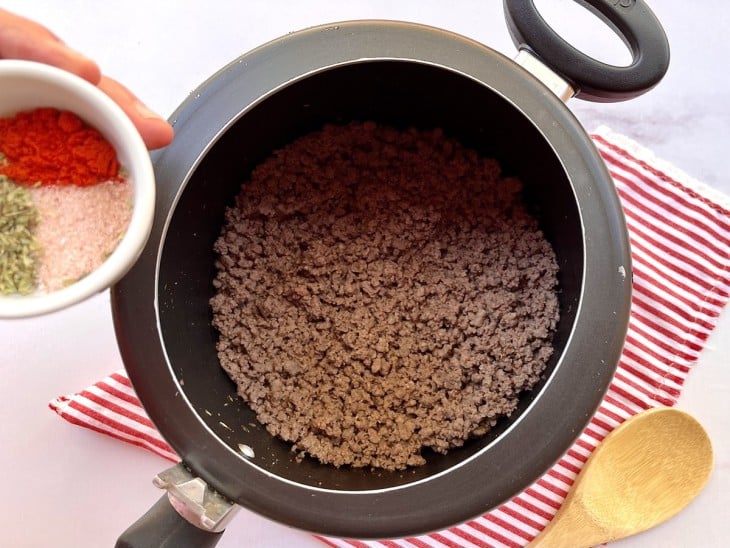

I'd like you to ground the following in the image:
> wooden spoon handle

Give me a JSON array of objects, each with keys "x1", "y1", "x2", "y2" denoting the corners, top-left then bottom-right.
[{"x1": 528, "y1": 497, "x2": 610, "y2": 548}]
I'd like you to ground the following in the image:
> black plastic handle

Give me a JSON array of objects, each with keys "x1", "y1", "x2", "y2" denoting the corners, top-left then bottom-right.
[
  {"x1": 116, "y1": 495, "x2": 224, "y2": 548},
  {"x1": 504, "y1": 0, "x2": 670, "y2": 102}
]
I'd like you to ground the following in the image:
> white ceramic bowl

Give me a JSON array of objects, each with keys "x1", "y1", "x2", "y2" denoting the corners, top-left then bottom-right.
[{"x1": 0, "y1": 60, "x2": 155, "y2": 318}]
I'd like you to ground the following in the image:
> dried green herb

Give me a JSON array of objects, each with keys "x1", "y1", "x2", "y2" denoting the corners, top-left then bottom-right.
[{"x1": 0, "y1": 175, "x2": 40, "y2": 295}]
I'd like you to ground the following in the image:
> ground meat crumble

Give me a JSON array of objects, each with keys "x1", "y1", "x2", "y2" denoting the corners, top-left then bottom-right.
[{"x1": 210, "y1": 121, "x2": 559, "y2": 471}]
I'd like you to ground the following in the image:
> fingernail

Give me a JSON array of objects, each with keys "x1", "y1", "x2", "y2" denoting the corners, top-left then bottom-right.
[{"x1": 134, "y1": 101, "x2": 163, "y2": 120}]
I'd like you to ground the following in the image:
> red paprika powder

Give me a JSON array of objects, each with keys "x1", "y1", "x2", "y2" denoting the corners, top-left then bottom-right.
[{"x1": 0, "y1": 107, "x2": 120, "y2": 187}]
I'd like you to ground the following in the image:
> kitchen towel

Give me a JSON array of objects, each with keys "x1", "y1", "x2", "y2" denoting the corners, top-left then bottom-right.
[{"x1": 50, "y1": 127, "x2": 730, "y2": 548}]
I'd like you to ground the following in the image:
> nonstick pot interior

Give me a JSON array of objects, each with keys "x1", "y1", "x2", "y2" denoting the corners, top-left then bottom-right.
[
  {"x1": 113, "y1": 21, "x2": 631, "y2": 538},
  {"x1": 157, "y1": 59, "x2": 582, "y2": 490}
]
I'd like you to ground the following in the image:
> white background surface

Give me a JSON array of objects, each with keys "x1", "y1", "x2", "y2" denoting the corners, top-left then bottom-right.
[{"x1": 1, "y1": 1, "x2": 728, "y2": 547}]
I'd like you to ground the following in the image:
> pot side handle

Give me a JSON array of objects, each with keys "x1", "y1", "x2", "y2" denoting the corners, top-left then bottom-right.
[
  {"x1": 503, "y1": 0, "x2": 670, "y2": 102},
  {"x1": 116, "y1": 495, "x2": 224, "y2": 548}
]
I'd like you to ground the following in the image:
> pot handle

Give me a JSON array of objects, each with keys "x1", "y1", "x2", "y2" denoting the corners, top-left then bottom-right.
[
  {"x1": 116, "y1": 495, "x2": 224, "y2": 548},
  {"x1": 503, "y1": 0, "x2": 670, "y2": 102}
]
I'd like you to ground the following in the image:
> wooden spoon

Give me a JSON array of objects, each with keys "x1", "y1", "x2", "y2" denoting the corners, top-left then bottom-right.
[{"x1": 529, "y1": 407, "x2": 713, "y2": 548}]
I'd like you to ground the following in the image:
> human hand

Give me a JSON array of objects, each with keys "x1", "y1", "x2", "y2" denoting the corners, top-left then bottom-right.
[{"x1": 0, "y1": 8, "x2": 174, "y2": 150}]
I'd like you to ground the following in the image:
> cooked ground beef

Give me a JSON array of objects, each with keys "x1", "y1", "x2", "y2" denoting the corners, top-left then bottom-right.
[{"x1": 210, "y1": 121, "x2": 559, "y2": 471}]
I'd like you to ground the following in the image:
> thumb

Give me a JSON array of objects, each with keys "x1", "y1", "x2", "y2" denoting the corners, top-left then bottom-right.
[{"x1": 0, "y1": 9, "x2": 101, "y2": 84}]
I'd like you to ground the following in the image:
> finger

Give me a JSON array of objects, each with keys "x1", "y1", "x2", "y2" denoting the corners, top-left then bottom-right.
[
  {"x1": 98, "y1": 76, "x2": 174, "y2": 150},
  {"x1": 0, "y1": 9, "x2": 101, "y2": 83}
]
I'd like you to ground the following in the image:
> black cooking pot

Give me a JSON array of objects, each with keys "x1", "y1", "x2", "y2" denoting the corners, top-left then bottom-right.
[{"x1": 113, "y1": 1, "x2": 669, "y2": 546}]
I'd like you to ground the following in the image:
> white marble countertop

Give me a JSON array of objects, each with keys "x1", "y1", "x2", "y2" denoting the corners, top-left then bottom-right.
[{"x1": 1, "y1": 2, "x2": 728, "y2": 547}]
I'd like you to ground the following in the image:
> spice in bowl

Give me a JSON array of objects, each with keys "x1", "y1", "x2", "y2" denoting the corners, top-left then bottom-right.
[
  {"x1": 0, "y1": 107, "x2": 132, "y2": 295},
  {"x1": 0, "y1": 177, "x2": 39, "y2": 294}
]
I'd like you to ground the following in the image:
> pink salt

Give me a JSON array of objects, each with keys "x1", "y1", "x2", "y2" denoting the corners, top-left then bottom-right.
[{"x1": 30, "y1": 180, "x2": 133, "y2": 292}]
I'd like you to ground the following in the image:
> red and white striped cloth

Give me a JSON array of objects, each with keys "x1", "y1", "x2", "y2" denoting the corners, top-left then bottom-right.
[{"x1": 50, "y1": 127, "x2": 730, "y2": 548}]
